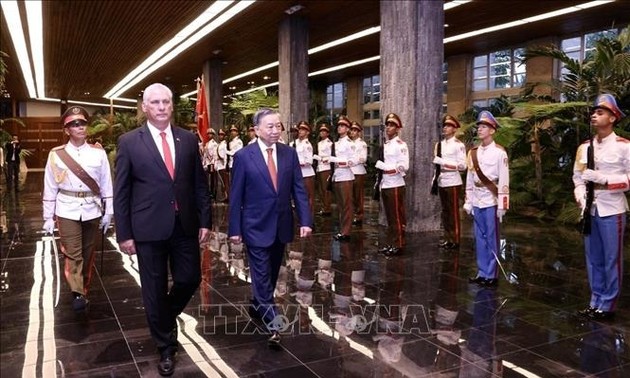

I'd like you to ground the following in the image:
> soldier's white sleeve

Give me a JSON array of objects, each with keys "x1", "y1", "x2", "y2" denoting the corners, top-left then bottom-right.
[
  {"x1": 396, "y1": 143, "x2": 409, "y2": 172},
  {"x1": 456, "y1": 143, "x2": 467, "y2": 171},
  {"x1": 497, "y1": 149, "x2": 509, "y2": 211},
  {"x1": 572, "y1": 144, "x2": 587, "y2": 199},
  {"x1": 357, "y1": 141, "x2": 367, "y2": 164},
  {"x1": 603, "y1": 142, "x2": 630, "y2": 193},
  {"x1": 99, "y1": 150, "x2": 114, "y2": 215},
  {"x1": 42, "y1": 152, "x2": 58, "y2": 220},
  {"x1": 464, "y1": 151, "x2": 474, "y2": 206}
]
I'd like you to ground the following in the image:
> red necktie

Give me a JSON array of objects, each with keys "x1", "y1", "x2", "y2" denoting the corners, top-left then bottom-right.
[
  {"x1": 160, "y1": 132, "x2": 175, "y2": 179},
  {"x1": 267, "y1": 148, "x2": 277, "y2": 191}
]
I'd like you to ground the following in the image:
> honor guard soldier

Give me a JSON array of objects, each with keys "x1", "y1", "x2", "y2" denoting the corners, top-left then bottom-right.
[
  {"x1": 331, "y1": 116, "x2": 356, "y2": 241},
  {"x1": 226, "y1": 124, "x2": 243, "y2": 170},
  {"x1": 433, "y1": 115, "x2": 467, "y2": 249},
  {"x1": 216, "y1": 129, "x2": 229, "y2": 202},
  {"x1": 375, "y1": 113, "x2": 409, "y2": 255},
  {"x1": 42, "y1": 105, "x2": 114, "y2": 311},
  {"x1": 204, "y1": 129, "x2": 219, "y2": 199},
  {"x1": 289, "y1": 124, "x2": 299, "y2": 148},
  {"x1": 464, "y1": 111, "x2": 509, "y2": 288},
  {"x1": 314, "y1": 123, "x2": 334, "y2": 216},
  {"x1": 295, "y1": 121, "x2": 316, "y2": 215},
  {"x1": 247, "y1": 125, "x2": 257, "y2": 145},
  {"x1": 349, "y1": 121, "x2": 368, "y2": 225},
  {"x1": 574, "y1": 94, "x2": 629, "y2": 321}
]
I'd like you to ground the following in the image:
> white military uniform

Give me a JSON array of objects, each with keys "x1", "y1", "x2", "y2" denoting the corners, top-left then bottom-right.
[
  {"x1": 203, "y1": 139, "x2": 218, "y2": 169},
  {"x1": 464, "y1": 141, "x2": 510, "y2": 210},
  {"x1": 43, "y1": 143, "x2": 114, "y2": 221},
  {"x1": 331, "y1": 135, "x2": 356, "y2": 182},
  {"x1": 379, "y1": 136, "x2": 409, "y2": 189},
  {"x1": 573, "y1": 132, "x2": 630, "y2": 216},
  {"x1": 350, "y1": 137, "x2": 368, "y2": 176},
  {"x1": 437, "y1": 137, "x2": 467, "y2": 188},
  {"x1": 296, "y1": 138, "x2": 315, "y2": 178},
  {"x1": 226, "y1": 137, "x2": 243, "y2": 169},
  {"x1": 316, "y1": 138, "x2": 333, "y2": 173},
  {"x1": 216, "y1": 140, "x2": 228, "y2": 171}
]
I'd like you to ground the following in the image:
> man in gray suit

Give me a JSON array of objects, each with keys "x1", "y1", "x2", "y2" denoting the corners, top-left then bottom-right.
[{"x1": 114, "y1": 83, "x2": 211, "y2": 376}]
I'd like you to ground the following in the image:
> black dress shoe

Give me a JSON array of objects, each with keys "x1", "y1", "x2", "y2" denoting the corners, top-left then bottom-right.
[
  {"x1": 383, "y1": 247, "x2": 402, "y2": 257},
  {"x1": 158, "y1": 351, "x2": 176, "y2": 376},
  {"x1": 317, "y1": 211, "x2": 332, "y2": 217},
  {"x1": 443, "y1": 242, "x2": 459, "y2": 250},
  {"x1": 378, "y1": 245, "x2": 392, "y2": 254},
  {"x1": 481, "y1": 278, "x2": 498, "y2": 287},
  {"x1": 589, "y1": 310, "x2": 615, "y2": 321},
  {"x1": 468, "y1": 276, "x2": 485, "y2": 284},
  {"x1": 578, "y1": 306, "x2": 596, "y2": 317},
  {"x1": 352, "y1": 219, "x2": 363, "y2": 226},
  {"x1": 248, "y1": 305, "x2": 261, "y2": 319},
  {"x1": 268, "y1": 331, "x2": 281, "y2": 349},
  {"x1": 333, "y1": 233, "x2": 350, "y2": 242},
  {"x1": 72, "y1": 295, "x2": 89, "y2": 312}
]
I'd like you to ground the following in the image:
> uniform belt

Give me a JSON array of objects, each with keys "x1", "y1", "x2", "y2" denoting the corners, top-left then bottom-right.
[
  {"x1": 336, "y1": 162, "x2": 348, "y2": 167},
  {"x1": 474, "y1": 180, "x2": 497, "y2": 187},
  {"x1": 59, "y1": 189, "x2": 94, "y2": 198},
  {"x1": 594, "y1": 184, "x2": 608, "y2": 190},
  {"x1": 383, "y1": 169, "x2": 397, "y2": 174}
]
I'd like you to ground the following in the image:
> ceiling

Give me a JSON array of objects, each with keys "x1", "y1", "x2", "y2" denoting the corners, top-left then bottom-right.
[{"x1": 1, "y1": 0, "x2": 629, "y2": 108}]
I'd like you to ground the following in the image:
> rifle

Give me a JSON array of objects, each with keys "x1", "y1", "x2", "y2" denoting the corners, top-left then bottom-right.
[
  {"x1": 372, "y1": 124, "x2": 385, "y2": 201},
  {"x1": 430, "y1": 140, "x2": 441, "y2": 196},
  {"x1": 581, "y1": 124, "x2": 595, "y2": 235},
  {"x1": 326, "y1": 141, "x2": 335, "y2": 192}
]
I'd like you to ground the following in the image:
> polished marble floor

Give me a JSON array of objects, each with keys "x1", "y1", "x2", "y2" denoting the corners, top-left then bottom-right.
[{"x1": 1, "y1": 171, "x2": 629, "y2": 377}]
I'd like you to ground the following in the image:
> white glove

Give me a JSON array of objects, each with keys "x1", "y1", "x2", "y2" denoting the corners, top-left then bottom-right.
[
  {"x1": 100, "y1": 214, "x2": 112, "y2": 234},
  {"x1": 375, "y1": 160, "x2": 386, "y2": 170},
  {"x1": 497, "y1": 209, "x2": 506, "y2": 223},
  {"x1": 313, "y1": 154, "x2": 321, "y2": 161},
  {"x1": 463, "y1": 203, "x2": 473, "y2": 216},
  {"x1": 433, "y1": 156, "x2": 444, "y2": 165},
  {"x1": 43, "y1": 219, "x2": 55, "y2": 234},
  {"x1": 347, "y1": 160, "x2": 355, "y2": 167},
  {"x1": 582, "y1": 169, "x2": 607, "y2": 185},
  {"x1": 574, "y1": 186, "x2": 586, "y2": 210}
]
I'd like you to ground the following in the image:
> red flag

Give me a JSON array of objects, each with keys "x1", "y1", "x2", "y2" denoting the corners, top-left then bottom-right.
[{"x1": 196, "y1": 76, "x2": 209, "y2": 144}]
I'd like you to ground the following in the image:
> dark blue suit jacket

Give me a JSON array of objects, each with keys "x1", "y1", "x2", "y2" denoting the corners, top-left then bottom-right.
[
  {"x1": 114, "y1": 124, "x2": 211, "y2": 242},
  {"x1": 228, "y1": 142, "x2": 312, "y2": 247}
]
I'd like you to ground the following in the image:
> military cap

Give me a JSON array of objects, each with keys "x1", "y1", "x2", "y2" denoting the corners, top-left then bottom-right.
[
  {"x1": 337, "y1": 115, "x2": 351, "y2": 127},
  {"x1": 475, "y1": 110, "x2": 499, "y2": 129},
  {"x1": 297, "y1": 121, "x2": 311, "y2": 132},
  {"x1": 61, "y1": 105, "x2": 89, "y2": 127},
  {"x1": 593, "y1": 93, "x2": 625, "y2": 120},
  {"x1": 319, "y1": 123, "x2": 330, "y2": 132},
  {"x1": 248, "y1": 126, "x2": 255, "y2": 132},
  {"x1": 229, "y1": 124, "x2": 239, "y2": 132},
  {"x1": 385, "y1": 113, "x2": 402, "y2": 128},
  {"x1": 218, "y1": 129, "x2": 226, "y2": 135},
  {"x1": 442, "y1": 114, "x2": 461, "y2": 128},
  {"x1": 207, "y1": 128, "x2": 216, "y2": 134},
  {"x1": 350, "y1": 121, "x2": 362, "y2": 131}
]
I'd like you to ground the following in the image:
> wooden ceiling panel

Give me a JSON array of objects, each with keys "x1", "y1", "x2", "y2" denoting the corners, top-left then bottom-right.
[{"x1": 1, "y1": 0, "x2": 628, "y2": 107}]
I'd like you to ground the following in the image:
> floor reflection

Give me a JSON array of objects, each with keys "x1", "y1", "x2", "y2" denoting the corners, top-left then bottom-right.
[{"x1": 0, "y1": 172, "x2": 628, "y2": 377}]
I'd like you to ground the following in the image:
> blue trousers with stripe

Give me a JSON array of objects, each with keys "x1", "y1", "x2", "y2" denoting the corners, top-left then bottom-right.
[
  {"x1": 585, "y1": 209, "x2": 626, "y2": 312},
  {"x1": 472, "y1": 206, "x2": 500, "y2": 280}
]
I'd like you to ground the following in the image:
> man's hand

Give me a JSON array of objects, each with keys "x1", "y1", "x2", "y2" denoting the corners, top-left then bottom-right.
[
  {"x1": 100, "y1": 214, "x2": 112, "y2": 234},
  {"x1": 582, "y1": 169, "x2": 607, "y2": 185},
  {"x1": 497, "y1": 209, "x2": 506, "y2": 223},
  {"x1": 299, "y1": 226, "x2": 312, "y2": 238},
  {"x1": 43, "y1": 219, "x2": 55, "y2": 234},
  {"x1": 119, "y1": 239, "x2": 136, "y2": 255},
  {"x1": 463, "y1": 203, "x2": 473, "y2": 216}
]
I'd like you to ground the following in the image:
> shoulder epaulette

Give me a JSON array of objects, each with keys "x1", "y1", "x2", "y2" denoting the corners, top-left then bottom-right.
[
  {"x1": 454, "y1": 138, "x2": 464, "y2": 144},
  {"x1": 495, "y1": 143, "x2": 506, "y2": 151},
  {"x1": 580, "y1": 139, "x2": 590, "y2": 145},
  {"x1": 89, "y1": 143, "x2": 104, "y2": 149},
  {"x1": 616, "y1": 137, "x2": 630, "y2": 143},
  {"x1": 396, "y1": 139, "x2": 404, "y2": 144},
  {"x1": 51, "y1": 145, "x2": 65, "y2": 151}
]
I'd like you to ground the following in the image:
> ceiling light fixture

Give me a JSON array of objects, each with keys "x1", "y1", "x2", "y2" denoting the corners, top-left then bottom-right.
[
  {"x1": 443, "y1": 0, "x2": 473, "y2": 11},
  {"x1": 105, "y1": 0, "x2": 254, "y2": 99},
  {"x1": 25, "y1": 1, "x2": 44, "y2": 98},
  {"x1": 444, "y1": 0, "x2": 613, "y2": 43},
  {"x1": 1, "y1": 0, "x2": 37, "y2": 98}
]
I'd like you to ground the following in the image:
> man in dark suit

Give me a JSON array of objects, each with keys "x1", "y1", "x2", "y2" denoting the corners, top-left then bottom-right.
[
  {"x1": 4, "y1": 134, "x2": 21, "y2": 189},
  {"x1": 114, "y1": 83, "x2": 211, "y2": 376},
  {"x1": 228, "y1": 108, "x2": 313, "y2": 347}
]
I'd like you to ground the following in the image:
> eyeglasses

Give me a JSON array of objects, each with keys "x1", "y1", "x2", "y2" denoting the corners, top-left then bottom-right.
[{"x1": 66, "y1": 120, "x2": 88, "y2": 128}]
